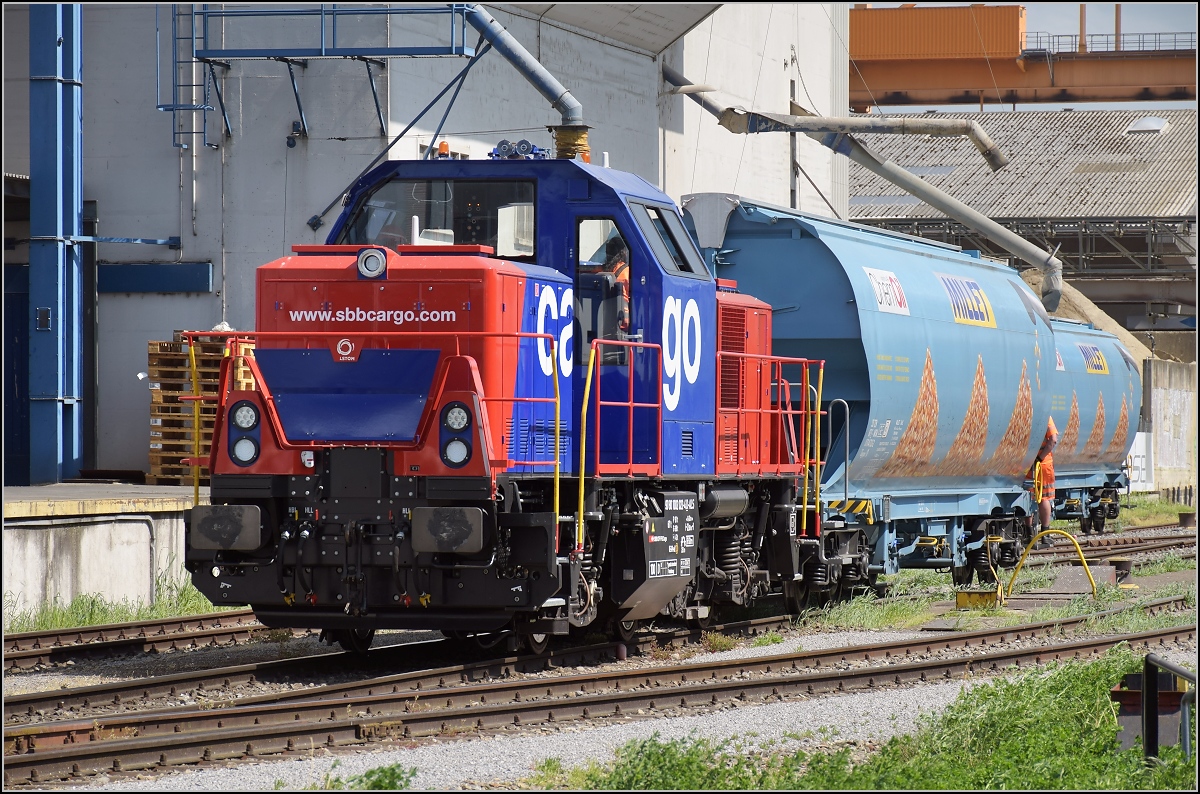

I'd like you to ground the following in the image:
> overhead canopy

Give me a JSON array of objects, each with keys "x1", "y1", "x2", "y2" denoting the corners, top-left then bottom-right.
[{"x1": 503, "y1": 4, "x2": 721, "y2": 56}]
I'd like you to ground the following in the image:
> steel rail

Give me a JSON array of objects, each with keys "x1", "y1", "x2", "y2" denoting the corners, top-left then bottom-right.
[
  {"x1": 4, "y1": 609, "x2": 255, "y2": 653},
  {"x1": 5, "y1": 621, "x2": 1194, "y2": 785},
  {"x1": 3, "y1": 616, "x2": 788, "y2": 723}
]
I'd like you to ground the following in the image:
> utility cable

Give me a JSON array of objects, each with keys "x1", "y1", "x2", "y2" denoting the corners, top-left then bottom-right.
[
  {"x1": 733, "y1": 4, "x2": 774, "y2": 196},
  {"x1": 306, "y1": 34, "x2": 492, "y2": 231},
  {"x1": 970, "y1": 6, "x2": 1006, "y2": 108},
  {"x1": 793, "y1": 158, "x2": 842, "y2": 220},
  {"x1": 687, "y1": 16, "x2": 717, "y2": 195},
  {"x1": 822, "y1": 3, "x2": 879, "y2": 114}
]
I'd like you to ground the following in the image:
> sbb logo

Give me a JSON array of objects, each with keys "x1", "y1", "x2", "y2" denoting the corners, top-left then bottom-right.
[
  {"x1": 663, "y1": 296, "x2": 701, "y2": 412},
  {"x1": 536, "y1": 285, "x2": 574, "y2": 377}
]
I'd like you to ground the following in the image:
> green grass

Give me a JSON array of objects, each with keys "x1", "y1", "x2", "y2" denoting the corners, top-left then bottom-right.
[
  {"x1": 2, "y1": 566, "x2": 229, "y2": 634},
  {"x1": 1107, "y1": 493, "x2": 1192, "y2": 531},
  {"x1": 700, "y1": 631, "x2": 737, "y2": 653},
  {"x1": 522, "y1": 646, "x2": 1197, "y2": 790},
  {"x1": 277, "y1": 760, "x2": 417, "y2": 790},
  {"x1": 751, "y1": 631, "x2": 785, "y2": 648},
  {"x1": 1134, "y1": 553, "x2": 1196, "y2": 578}
]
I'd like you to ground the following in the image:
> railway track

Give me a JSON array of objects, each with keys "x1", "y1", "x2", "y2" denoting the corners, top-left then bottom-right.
[
  {"x1": 1, "y1": 610, "x2": 294, "y2": 671},
  {"x1": 3, "y1": 596, "x2": 1192, "y2": 786},
  {"x1": 3, "y1": 616, "x2": 789, "y2": 723},
  {"x1": 1031, "y1": 532, "x2": 1196, "y2": 562}
]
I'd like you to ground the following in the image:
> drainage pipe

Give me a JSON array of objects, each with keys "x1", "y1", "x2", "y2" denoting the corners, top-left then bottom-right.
[{"x1": 662, "y1": 64, "x2": 1064, "y2": 312}]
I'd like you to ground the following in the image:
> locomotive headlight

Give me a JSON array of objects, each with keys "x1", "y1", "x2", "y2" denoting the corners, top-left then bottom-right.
[
  {"x1": 231, "y1": 437, "x2": 259, "y2": 465},
  {"x1": 443, "y1": 402, "x2": 471, "y2": 432},
  {"x1": 231, "y1": 401, "x2": 259, "y2": 430},
  {"x1": 442, "y1": 438, "x2": 470, "y2": 467},
  {"x1": 357, "y1": 247, "x2": 387, "y2": 278}
]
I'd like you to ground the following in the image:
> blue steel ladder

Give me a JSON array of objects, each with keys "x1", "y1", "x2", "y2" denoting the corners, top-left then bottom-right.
[{"x1": 156, "y1": 5, "x2": 230, "y2": 149}]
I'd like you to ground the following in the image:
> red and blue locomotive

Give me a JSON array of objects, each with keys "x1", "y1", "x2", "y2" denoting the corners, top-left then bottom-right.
[{"x1": 186, "y1": 148, "x2": 826, "y2": 652}]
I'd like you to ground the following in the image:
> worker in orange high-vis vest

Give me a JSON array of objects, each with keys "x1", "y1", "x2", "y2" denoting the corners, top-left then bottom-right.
[
  {"x1": 604, "y1": 236, "x2": 631, "y2": 331},
  {"x1": 1027, "y1": 415, "x2": 1058, "y2": 545}
]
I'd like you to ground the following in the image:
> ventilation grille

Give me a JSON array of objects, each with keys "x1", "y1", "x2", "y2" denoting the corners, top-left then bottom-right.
[
  {"x1": 718, "y1": 305, "x2": 748, "y2": 411},
  {"x1": 507, "y1": 417, "x2": 569, "y2": 462},
  {"x1": 681, "y1": 430, "x2": 694, "y2": 458}
]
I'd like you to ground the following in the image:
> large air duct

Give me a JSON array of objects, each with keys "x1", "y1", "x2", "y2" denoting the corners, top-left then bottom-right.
[
  {"x1": 464, "y1": 4, "x2": 589, "y2": 159},
  {"x1": 662, "y1": 64, "x2": 1063, "y2": 312}
]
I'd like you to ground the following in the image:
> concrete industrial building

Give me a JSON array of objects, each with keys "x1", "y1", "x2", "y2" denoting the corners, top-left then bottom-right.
[{"x1": 3, "y1": 2, "x2": 848, "y2": 484}]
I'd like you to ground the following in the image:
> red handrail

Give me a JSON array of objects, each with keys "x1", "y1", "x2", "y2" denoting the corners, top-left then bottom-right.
[{"x1": 589, "y1": 338, "x2": 663, "y2": 477}]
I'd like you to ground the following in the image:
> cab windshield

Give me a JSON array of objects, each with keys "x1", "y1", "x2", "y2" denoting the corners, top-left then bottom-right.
[{"x1": 337, "y1": 179, "x2": 536, "y2": 259}]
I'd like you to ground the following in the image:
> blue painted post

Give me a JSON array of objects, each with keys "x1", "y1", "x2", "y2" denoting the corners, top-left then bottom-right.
[{"x1": 28, "y1": 4, "x2": 83, "y2": 483}]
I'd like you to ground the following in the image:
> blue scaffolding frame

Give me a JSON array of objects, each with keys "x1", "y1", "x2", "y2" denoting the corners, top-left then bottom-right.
[{"x1": 156, "y1": 4, "x2": 479, "y2": 148}]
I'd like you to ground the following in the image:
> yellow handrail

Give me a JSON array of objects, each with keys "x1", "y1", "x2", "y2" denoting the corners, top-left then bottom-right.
[
  {"x1": 576, "y1": 347, "x2": 598, "y2": 554},
  {"x1": 1006, "y1": 529, "x2": 1097, "y2": 599}
]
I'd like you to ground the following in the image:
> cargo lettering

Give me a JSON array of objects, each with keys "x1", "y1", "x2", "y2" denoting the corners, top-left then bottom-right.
[
  {"x1": 936, "y1": 274, "x2": 997, "y2": 328},
  {"x1": 1076, "y1": 343, "x2": 1109, "y2": 374},
  {"x1": 862, "y1": 267, "x2": 910, "y2": 315},
  {"x1": 663, "y1": 296, "x2": 702, "y2": 412},
  {"x1": 536, "y1": 284, "x2": 574, "y2": 377}
]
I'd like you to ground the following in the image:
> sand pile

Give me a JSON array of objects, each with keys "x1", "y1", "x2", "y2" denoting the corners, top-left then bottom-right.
[{"x1": 1020, "y1": 269, "x2": 1155, "y2": 375}]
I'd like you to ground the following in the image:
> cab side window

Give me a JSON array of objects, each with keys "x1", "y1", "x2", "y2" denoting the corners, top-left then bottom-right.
[
  {"x1": 629, "y1": 202, "x2": 711, "y2": 279},
  {"x1": 576, "y1": 218, "x2": 631, "y2": 361}
]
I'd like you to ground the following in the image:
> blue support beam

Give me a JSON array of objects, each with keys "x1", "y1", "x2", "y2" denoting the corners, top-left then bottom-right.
[{"x1": 28, "y1": 4, "x2": 83, "y2": 484}]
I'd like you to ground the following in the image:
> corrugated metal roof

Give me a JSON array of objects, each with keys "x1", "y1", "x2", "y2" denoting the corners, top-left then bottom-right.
[
  {"x1": 504, "y1": 4, "x2": 720, "y2": 56},
  {"x1": 848, "y1": 109, "x2": 1197, "y2": 219}
]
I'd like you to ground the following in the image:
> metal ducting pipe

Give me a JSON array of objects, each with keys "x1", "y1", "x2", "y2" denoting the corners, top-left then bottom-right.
[
  {"x1": 717, "y1": 107, "x2": 1009, "y2": 172},
  {"x1": 464, "y1": 4, "x2": 588, "y2": 159},
  {"x1": 662, "y1": 64, "x2": 1063, "y2": 312}
]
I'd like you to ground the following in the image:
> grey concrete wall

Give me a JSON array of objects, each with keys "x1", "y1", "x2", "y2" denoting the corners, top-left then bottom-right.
[
  {"x1": 660, "y1": 3, "x2": 846, "y2": 218},
  {"x1": 1143, "y1": 359, "x2": 1198, "y2": 491},
  {"x1": 2, "y1": 512, "x2": 186, "y2": 613}
]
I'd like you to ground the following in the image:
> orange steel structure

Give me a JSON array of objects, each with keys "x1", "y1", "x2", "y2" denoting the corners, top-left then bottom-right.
[{"x1": 849, "y1": 4, "x2": 1196, "y2": 111}]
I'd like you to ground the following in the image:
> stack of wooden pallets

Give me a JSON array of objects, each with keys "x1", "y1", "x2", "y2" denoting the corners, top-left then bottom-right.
[{"x1": 146, "y1": 332, "x2": 226, "y2": 485}]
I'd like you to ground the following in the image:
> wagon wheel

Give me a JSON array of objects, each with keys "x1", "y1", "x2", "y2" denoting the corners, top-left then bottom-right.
[
  {"x1": 613, "y1": 618, "x2": 639, "y2": 643},
  {"x1": 971, "y1": 551, "x2": 998, "y2": 585},
  {"x1": 334, "y1": 628, "x2": 376, "y2": 654},
  {"x1": 1090, "y1": 514, "x2": 1106, "y2": 534},
  {"x1": 523, "y1": 632, "x2": 550, "y2": 655},
  {"x1": 952, "y1": 565, "x2": 975, "y2": 587},
  {"x1": 1079, "y1": 517, "x2": 1093, "y2": 535},
  {"x1": 812, "y1": 578, "x2": 843, "y2": 608},
  {"x1": 782, "y1": 580, "x2": 809, "y2": 615}
]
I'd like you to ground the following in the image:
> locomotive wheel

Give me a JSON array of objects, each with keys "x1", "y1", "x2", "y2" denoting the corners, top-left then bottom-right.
[
  {"x1": 523, "y1": 633, "x2": 550, "y2": 655},
  {"x1": 688, "y1": 606, "x2": 717, "y2": 630},
  {"x1": 613, "y1": 619, "x2": 639, "y2": 643},
  {"x1": 334, "y1": 628, "x2": 375, "y2": 654},
  {"x1": 782, "y1": 580, "x2": 809, "y2": 615}
]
